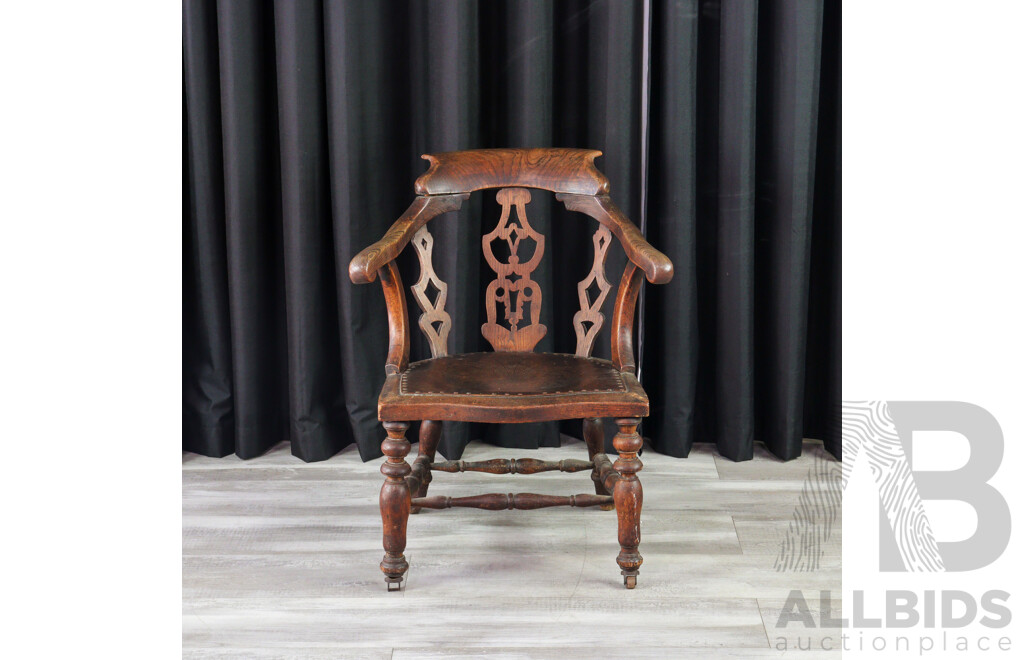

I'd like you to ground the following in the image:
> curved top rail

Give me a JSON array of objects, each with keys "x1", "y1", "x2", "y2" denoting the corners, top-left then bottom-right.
[{"x1": 414, "y1": 148, "x2": 610, "y2": 196}]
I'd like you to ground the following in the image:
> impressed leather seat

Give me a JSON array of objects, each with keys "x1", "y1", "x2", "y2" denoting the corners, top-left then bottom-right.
[{"x1": 379, "y1": 352, "x2": 649, "y2": 423}]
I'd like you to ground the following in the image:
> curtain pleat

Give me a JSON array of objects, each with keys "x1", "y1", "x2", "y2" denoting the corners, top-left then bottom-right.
[
  {"x1": 712, "y1": 0, "x2": 759, "y2": 461},
  {"x1": 183, "y1": 0, "x2": 233, "y2": 457},
  {"x1": 643, "y1": 0, "x2": 699, "y2": 457},
  {"x1": 183, "y1": 0, "x2": 841, "y2": 463},
  {"x1": 216, "y1": 0, "x2": 287, "y2": 459},
  {"x1": 753, "y1": 0, "x2": 825, "y2": 460}
]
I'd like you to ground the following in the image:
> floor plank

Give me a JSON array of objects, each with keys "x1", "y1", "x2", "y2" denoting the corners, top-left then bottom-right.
[{"x1": 183, "y1": 438, "x2": 841, "y2": 656}]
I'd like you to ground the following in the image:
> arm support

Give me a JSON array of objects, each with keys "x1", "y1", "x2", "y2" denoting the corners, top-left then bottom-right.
[
  {"x1": 610, "y1": 264, "x2": 644, "y2": 373},
  {"x1": 378, "y1": 261, "x2": 409, "y2": 375},
  {"x1": 556, "y1": 193, "x2": 674, "y2": 285},
  {"x1": 348, "y1": 193, "x2": 469, "y2": 284}
]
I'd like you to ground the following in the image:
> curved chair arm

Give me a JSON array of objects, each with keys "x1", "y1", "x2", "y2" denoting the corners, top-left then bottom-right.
[
  {"x1": 610, "y1": 264, "x2": 644, "y2": 373},
  {"x1": 348, "y1": 193, "x2": 469, "y2": 284},
  {"x1": 378, "y1": 262, "x2": 410, "y2": 375},
  {"x1": 556, "y1": 193, "x2": 673, "y2": 285}
]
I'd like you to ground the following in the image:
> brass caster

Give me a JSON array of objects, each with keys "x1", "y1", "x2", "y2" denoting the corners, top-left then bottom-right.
[
  {"x1": 599, "y1": 503, "x2": 615, "y2": 511},
  {"x1": 385, "y1": 577, "x2": 403, "y2": 592},
  {"x1": 623, "y1": 574, "x2": 637, "y2": 589}
]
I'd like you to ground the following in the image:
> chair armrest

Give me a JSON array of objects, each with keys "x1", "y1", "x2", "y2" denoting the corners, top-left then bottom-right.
[
  {"x1": 348, "y1": 193, "x2": 469, "y2": 284},
  {"x1": 556, "y1": 193, "x2": 674, "y2": 285},
  {"x1": 610, "y1": 264, "x2": 644, "y2": 373}
]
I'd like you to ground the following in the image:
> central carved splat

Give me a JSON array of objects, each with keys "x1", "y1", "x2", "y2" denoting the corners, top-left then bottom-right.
[{"x1": 481, "y1": 188, "x2": 546, "y2": 352}]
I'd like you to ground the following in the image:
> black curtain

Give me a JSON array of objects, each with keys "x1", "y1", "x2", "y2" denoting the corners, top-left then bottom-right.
[{"x1": 184, "y1": 0, "x2": 841, "y2": 463}]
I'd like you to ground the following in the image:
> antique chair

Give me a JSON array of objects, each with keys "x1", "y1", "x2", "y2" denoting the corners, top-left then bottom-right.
[{"x1": 348, "y1": 148, "x2": 673, "y2": 590}]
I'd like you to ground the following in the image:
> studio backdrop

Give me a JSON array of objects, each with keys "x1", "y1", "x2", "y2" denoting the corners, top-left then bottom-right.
[{"x1": 183, "y1": 0, "x2": 841, "y2": 463}]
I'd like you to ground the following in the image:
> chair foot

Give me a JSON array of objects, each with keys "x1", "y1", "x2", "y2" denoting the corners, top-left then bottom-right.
[
  {"x1": 385, "y1": 576, "x2": 403, "y2": 592},
  {"x1": 410, "y1": 506, "x2": 422, "y2": 514},
  {"x1": 599, "y1": 502, "x2": 615, "y2": 511},
  {"x1": 623, "y1": 572, "x2": 638, "y2": 589}
]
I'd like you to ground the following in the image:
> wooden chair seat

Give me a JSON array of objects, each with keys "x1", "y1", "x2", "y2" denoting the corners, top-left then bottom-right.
[{"x1": 379, "y1": 352, "x2": 649, "y2": 423}]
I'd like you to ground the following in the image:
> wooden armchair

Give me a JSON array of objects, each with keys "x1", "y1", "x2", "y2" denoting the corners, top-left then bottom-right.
[{"x1": 349, "y1": 148, "x2": 673, "y2": 590}]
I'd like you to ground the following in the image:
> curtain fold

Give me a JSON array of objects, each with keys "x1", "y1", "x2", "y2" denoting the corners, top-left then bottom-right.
[{"x1": 183, "y1": 0, "x2": 841, "y2": 463}]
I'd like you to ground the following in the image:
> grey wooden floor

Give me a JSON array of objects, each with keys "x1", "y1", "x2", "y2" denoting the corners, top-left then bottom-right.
[{"x1": 184, "y1": 437, "x2": 841, "y2": 659}]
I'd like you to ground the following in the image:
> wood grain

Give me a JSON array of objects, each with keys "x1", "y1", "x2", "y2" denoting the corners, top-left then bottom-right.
[
  {"x1": 411, "y1": 492, "x2": 614, "y2": 510},
  {"x1": 410, "y1": 225, "x2": 451, "y2": 358},
  {"x1": 612, "y1": 418, "x2": 644, "y2": 588},
  {"x1": 574, "y1": 226, "x2": 613, "y2": 357},
  {"x1": 415, "y1": 148, "x2": 610, "y2": 196},
  {"x1": 348, "y1": 193, "x2": 469, "y2": 284},
  {"x1": 610, "y1": 263, "x2": 643, "y2": 374},
  {"x1": 481, "y1": 188, "x2": 547, "y2": 352},
  {"x1": 430, "y1": 457, "x2": 593, "y2": 474},
  {"x1": 183, "y1": 438, "x2": 841, "y2": 657},
  {"x1": 378, "y1": 262, "x2": 409, "y2": 376},
  {"x1": 379, "y1": 421, "x2": 411, "y2": 588},
  {"x1": 557, "y1": 193, "x2": 673, "y2": 285}
]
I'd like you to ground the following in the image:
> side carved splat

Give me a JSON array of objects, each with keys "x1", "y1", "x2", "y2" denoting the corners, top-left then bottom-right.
[
  {"x1": 481, "y1": 188, "x2": 547, "y2": 352},
  {"x1": 574, "y1": 225, "x2": 613, "y2": 357},
  {"x1": 410, "y1": 225, "x2": 451, "y2": 358}
]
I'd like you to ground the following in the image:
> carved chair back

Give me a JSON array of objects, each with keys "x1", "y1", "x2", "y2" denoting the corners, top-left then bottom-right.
[{"x1": 348, "y1": 148, "x2": 672, "y2": 374}]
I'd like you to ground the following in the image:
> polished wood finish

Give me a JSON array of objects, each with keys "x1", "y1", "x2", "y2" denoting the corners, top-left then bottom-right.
[
  {"x1": 379, "y1": 421, "x2": 411, "y2": 590},
  {"x1": 613, "y1": 418, "x2": 644, "y2": 588},
  {"x1": 408, "y1": 419, "x2": 441, "y2": 515},
  {"x1": 378, "y1": 262, "x2": 409, "y2": 376},
  {"x1": 574, "y1": 226, "x2": 613, "y2": 357},
  {"x1": 611, "y1": 263, "x2": 644, "y2": 374},
  {"x1": 431, "y1": 458, "x2": 593, "y2": 474},
  {"x1": 415, "y1": 148, "x2": 610, "y2": 196},
  {"x1": 346, "y1": 148, "x2": 674, "y2": 590},
  {"x1": 557, "y1": 193, "x2": 673, "y2": 285},
  {"x1": 378, "y1": 352, "x2": 648, "y2": 423},
  {"x1": 412, "y1": 493, "x2": 614, "y2": 511},
  {"x1": 349, "y1": 193, "x2": 469, "y2": 284},
  {"x1": 583, "y1": 417, "x2": 615, "y2": 508},
  {"x1": 481, "y1": 188, "x2": 547, "y2": 352},
  {"x1": 410, "y1": 226, "x2": 450, "y2": 358}
]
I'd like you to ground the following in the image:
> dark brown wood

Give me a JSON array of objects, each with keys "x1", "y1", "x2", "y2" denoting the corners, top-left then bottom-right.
[
  {"x1": 412, "y1": 492, "x2": 614, "y2": 510},
  {"x1": 379, "y1": 421, "x2": 411, "y2": 590},
  {"x1": 574, "y1": 227, "x2": 613, "y2": 357},
  {"x1": 378, "y1": 352, "x2": 648, "y2": 423},
  {"x1": 481, "y1": 188, "x2": 547, "y2": 352},
  {"x1": 410, "y1": 226, "x2": 451, "y2": 357},
  {"x1": 349, "y1": 193, "x2": 469, "y2": 284},
  {"x1": 415, "y1": 148, "x2": 610, "y2": 196},
  {"x1": 408, "y1": 419, "x2": 442, "y2": 514},
  {"x1": 347, "y1": 148, "x2": 674, "y2": 589},
  {"x1": 591, "y1": 451, "x2": 621, "y2": 494},
  {"x1": 379, "y1": 262, "x2": 409, "y2": 376},
  {"x1": 557, "y1": 193, "x2": 673, "y2": 285},
  {"x1": 612, "y1": 418, "x2": 644, "y2": 588},
  {"x1": 583, "y1": 417, "x2": 615, "y2": 509},
  {"x1": 610, "y1": 263, "x2": 643, "y2": 374},
  {"x1": 431, "y1": 458, "x2": 593, "y2": 474}
]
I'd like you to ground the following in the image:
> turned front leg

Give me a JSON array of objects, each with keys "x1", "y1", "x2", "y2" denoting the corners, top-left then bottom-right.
[
  {"x1": 410, "y1": 420, "x2": 441, "y2": 514},
  {"x1": 583, "y1": 418, "x2": 614, "y2": 510},
  {"x1": 613, "y1": 418, "x2": 643, "y2": 588},
  {"x1": 380, "y1": 421, "x2": 411, "y2": 590}
]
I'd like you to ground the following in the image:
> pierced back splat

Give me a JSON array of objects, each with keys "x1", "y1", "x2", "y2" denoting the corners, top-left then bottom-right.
[
  {"x1": 411, "y1": 225, "x2": 451, "y2": 357},
  {"x1": 574, "y1": 225, "x2": 613, "y2": 356},
  {"x1": 481, "y1": 188, "x2": 547, "y2": 352}
]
